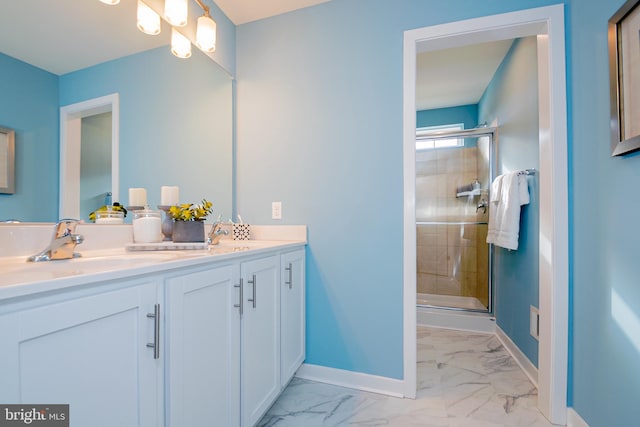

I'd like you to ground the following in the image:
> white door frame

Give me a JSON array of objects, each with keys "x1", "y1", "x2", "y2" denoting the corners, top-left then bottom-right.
[
  {"x1": 59, "y1": 93, "x2": 120, "y2": 219},
  {"x1": 402, "y1": 5, "x2": 568, "y2": 425}
]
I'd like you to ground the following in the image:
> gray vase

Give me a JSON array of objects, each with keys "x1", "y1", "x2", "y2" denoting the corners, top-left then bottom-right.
[{"x1": 172, "y1": 220, "x2": 205, "y2": 243}]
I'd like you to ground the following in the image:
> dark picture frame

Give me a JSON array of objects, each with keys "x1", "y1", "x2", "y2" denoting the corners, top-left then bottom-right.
[
  {"x1": 609, "y1": 0, "x2": 640, "y2": 156},
  {"x1": 0, "y1": 126, "x2": 15, "y2": 194}
]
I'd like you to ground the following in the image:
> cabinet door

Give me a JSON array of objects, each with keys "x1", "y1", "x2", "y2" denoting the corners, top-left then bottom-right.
[
  {"x1": 241, "y1": 255, "x2": 280, "y2": 427},
  {"x1": 166, "y1": 264, "x2": 241, "y2": 427},
  {"x1": 0, "y1": 280, "x2": 163, "y2": 427},
  {"x1": 280, "y1": 249, "x2": 306, "y2": 387}
]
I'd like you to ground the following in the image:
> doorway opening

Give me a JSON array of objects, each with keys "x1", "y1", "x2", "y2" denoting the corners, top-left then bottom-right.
[
  {"x1": 403, "y1": 5, "x2": 568, "y2": 425},
  {"x1": 59, "y1": 93, "x2": 119, "y2": 220}
]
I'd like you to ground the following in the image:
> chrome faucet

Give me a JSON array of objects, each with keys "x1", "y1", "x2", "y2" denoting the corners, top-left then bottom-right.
[
  {"x1": 27, "y1": 219, "x2": 84, "y2": 262},
  {"x1": 207, "y1": 221, "x2": 229, "y2": 245}
]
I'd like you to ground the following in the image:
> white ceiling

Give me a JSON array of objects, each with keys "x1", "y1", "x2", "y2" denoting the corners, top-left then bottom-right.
[
  {"x1": 215, "y1": 0, "x2": 332, "y2": 25},
  {"x1": 416, "y1": 40, "x2": 514, "y2": 111}
]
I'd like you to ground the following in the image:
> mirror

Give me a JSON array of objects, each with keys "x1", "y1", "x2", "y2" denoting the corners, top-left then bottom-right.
[{"x1": 0, "y1": 1, "x2": 233, "y2": 223}]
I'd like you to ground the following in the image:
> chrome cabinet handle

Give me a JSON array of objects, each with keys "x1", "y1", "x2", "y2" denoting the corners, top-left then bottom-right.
[
  {"x1": 234, "y1": 278, "x2": 244, "y2": 315},
  {"x1": 146, "y1": 304, "x2": 160, "y2": 359},
  {"x1": 247, "y1": 274, "x2": 257, "y2": 308},
  {"x1": 285, "y1": 263, "x2": 293, "y2": 289}
]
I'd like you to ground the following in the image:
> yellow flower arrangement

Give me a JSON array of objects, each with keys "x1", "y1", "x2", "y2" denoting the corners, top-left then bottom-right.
[{"x1": 168, "y1": 199, "x2": 213, "y2": 221}]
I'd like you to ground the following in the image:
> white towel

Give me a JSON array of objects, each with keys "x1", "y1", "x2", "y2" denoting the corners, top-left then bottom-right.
[
  {"x1": 486, "y1": 172, "x2": 530, "y2": 250},
  {"x1": 490, "y1": 175, "x2": 503, "y2": 202}
]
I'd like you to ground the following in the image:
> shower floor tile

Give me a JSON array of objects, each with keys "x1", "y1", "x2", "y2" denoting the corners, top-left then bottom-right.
[{"x1": 258, "y1": 327, "x2": 553, "y2": 427}]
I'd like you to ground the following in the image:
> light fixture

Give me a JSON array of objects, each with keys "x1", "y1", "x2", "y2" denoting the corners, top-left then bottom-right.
[
  {"x1": 171, "y1": 28, "x2": 192, "y2": 58},
  {"x1": 164, "y1": 0, "x2": 188, "y2": 27},
  {"x1": 137, "y1": 0, "x2": 161, "y2": 35},
  {"x1": 195, "y1": 13, "x2": 216, "y2": 52},
  {"x1": 103, "y1": 0, "x2": 215, "y2": 59}
]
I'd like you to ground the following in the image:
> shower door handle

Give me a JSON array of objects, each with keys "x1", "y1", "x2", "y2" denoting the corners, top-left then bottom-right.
[{"x1": 476, "y1": 199, "x2": 488, "y2": 214}]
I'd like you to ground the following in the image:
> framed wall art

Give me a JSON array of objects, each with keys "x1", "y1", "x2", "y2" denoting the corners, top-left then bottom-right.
[
  {"x1": 609, "y1": 0, "x2": 640, "y2": 156},
  {"x1": 0, "y1": 126, "x2": 15, "y2": 194}
]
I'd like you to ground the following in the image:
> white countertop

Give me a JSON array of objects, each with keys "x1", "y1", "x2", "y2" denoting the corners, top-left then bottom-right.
[{"x1": 0, "y1": 239, "x2": 305, "y2": 302}]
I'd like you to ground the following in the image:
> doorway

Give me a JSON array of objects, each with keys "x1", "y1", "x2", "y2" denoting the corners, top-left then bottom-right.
[
  {"x1": 402, "y1": 5, "x2": 568, "y2": 425},
  {"x1": 59, "y1": 93, "x2": 119, "y2": 220}
]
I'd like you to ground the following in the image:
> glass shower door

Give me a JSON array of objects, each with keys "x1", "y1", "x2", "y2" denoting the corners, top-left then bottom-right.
[{"x1": 415, "y1": 130, "x2": 494, "y2": 312}]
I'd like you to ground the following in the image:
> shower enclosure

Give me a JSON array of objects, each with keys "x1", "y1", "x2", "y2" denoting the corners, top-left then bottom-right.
[{"x1": 415, "y1": 127, "x2": 495, "y2": 312}]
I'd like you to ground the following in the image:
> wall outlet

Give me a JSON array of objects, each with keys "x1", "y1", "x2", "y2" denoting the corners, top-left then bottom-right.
[
  {"x1": 530, "y1": 306, "x2": 540, "y2": 340},
  {"x1": 271, "y1": 201, "x2": 282, "y2": 220}
]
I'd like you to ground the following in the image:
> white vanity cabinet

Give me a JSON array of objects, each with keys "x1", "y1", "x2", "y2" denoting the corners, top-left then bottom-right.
[
  {"x1": 280, "y1": 248, "x2": 306, "y2": 387},
  {"x1": 165, "y1": 252, "x2": 301, "y2": 427},
  {"x1": 0, "y1": 239, "x2": 306, "y2": 427},
  {"x1": 240, "y1": 255, "x2": 281, "y2": 427},
  {"x1": 165, "y1": 264, "x2": 241, "y2": 427},
  {"x1": 0, "y1": 278, "x2": 164, "y2": 427}
]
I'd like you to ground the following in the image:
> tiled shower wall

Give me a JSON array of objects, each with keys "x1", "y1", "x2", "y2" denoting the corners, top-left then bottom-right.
[{"x1": 416, "y1": 146, "x2": 489, "y2": 308}]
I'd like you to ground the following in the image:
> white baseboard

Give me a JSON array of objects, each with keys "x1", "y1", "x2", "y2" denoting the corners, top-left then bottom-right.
[
  {"x1": 295, "y1": 363, "x2": 407, "y2": 398},
  {"x1": 567, "y1": 408, "x2": 589, "y2": 427},
  {"x1": 417, "y1": 307, "x2": 496, "y2": 334},
  {"x1": 495, "y1": 326, "x2": 538, "y2": 388}
]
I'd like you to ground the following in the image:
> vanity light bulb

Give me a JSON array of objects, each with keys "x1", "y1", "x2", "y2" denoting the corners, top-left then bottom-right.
[
  {"x1": 99, "y1": 0, "x2": 120, "y2": 5},
  {"x1": 171, "y1": 28, "x2": 191, "y2": 59},
  {"x1": 164, "y1": 0, "x2": 188, "y2": 27},
  {"x1": 137, "y1": 1, "x2": 161, "y2": 36},
  {"x1": 196, "y1": 15, "x2": 217, "y2": 52}
]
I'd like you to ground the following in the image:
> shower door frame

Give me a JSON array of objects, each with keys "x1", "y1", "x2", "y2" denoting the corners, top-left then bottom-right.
[{"x1": 415, "y1": 127, "x2": 496, "y2": 314}]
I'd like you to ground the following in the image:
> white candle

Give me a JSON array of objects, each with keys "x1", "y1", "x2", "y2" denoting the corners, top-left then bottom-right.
[
  {"x1": 132, "y1": 216, "x2": 162, "y2": 243},
  {"x1": 160, "y1": 186, "x2": 179, "y2": 206},
  {"x1": 129, "y1": 188, "x2": 147, "y2": 207}
]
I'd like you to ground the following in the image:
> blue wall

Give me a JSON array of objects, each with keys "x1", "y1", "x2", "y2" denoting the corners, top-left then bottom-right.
[
  {"x1": 0, "y1": 53, "x2": 59, "y2": 222},
  {"x1": 479, "y1": 37, "x2": 540, "y2": 367},
  {"x1": 236, "y1": 0, "x2": 559, "y2": 380},
  {"x1": 59, "y1": 47, "x2": 233, "y2": 218},
  {"x1": 417, "y1": 104, "x2": 478, "y2": 130},
  {"x1": 568, "y1": 1, "x2": 640, "y2": 425},
  {"x1": 417, "y1": 104, "x2": 479, "y2": 146},
  {"x1": 236, "y1": 0, "x2": 640, "y2": 424}
]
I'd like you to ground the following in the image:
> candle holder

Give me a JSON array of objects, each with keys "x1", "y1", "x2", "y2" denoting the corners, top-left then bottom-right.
[
  {"x1": 158, "y1": 205, "x2": 175, "y2": 241},
  {"x1": 126, "y1": 205, "x2": 145, "y2": 212}
]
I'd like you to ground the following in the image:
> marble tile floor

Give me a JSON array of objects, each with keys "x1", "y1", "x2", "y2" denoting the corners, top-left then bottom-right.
[{"x1": 258, "y1": 326, "x2": 554, "y2": 427}]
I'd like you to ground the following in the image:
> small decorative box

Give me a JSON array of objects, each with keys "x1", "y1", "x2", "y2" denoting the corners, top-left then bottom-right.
[{"x1": 233, "y1": 224, "x2": 251, "y2": 240}]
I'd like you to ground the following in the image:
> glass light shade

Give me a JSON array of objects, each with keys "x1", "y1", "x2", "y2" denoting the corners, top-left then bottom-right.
[
  {"x1": 164, "y1": 0, "x2": 188, "y2": 27},
  {"x1": 171, "y1": 28, "x2": 191, "y2": 59},
  {"x1": 137, "y1": 1, "x2": 161, "y2": 35},
  {"x1": 99, "y1": 0, "x2": 120, "y2": 4},
  {"x1": 196, "y1": 15, "x2": 217, "y2": 52}
]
